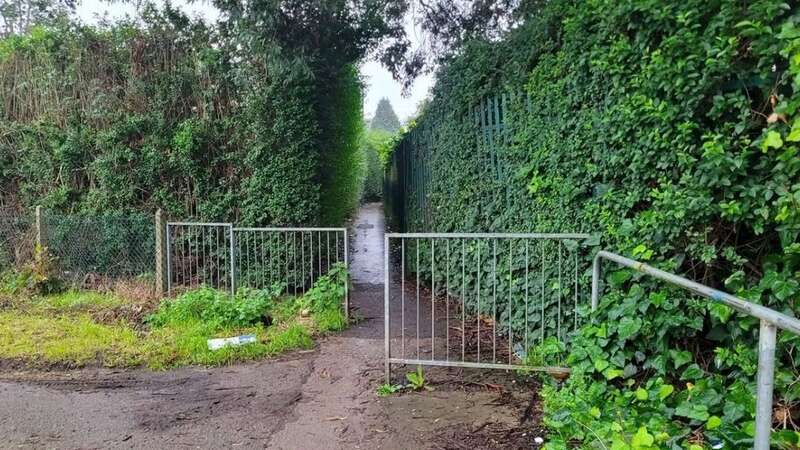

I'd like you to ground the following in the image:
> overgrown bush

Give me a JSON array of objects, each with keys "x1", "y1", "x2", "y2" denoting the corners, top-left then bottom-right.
[
  {"x1": 362, "y1": 129, "x2": 390, "y2": 201},
  {"x1": 147, "y1": 285, "x2": 283, "y2": 329},
  {"x1": 388, "y1": 0, "x2": 800, "y2": 447},
  {"x1": 0, "y1": 5, "x2": 367, "y2": 226}
]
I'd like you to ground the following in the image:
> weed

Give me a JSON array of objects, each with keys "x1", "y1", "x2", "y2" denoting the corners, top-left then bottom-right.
[
  {"x1": 406, "y1": 366, "x2": 433, "y2": 391},
  {"x1": 376, "y1": 383, "x2": 403, "y2": 396}
]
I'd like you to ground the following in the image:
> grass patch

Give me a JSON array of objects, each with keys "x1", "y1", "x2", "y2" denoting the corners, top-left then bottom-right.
[
  {"x1": 0, "y1": 312, "x2": 140, "y2": 367},
  {"x1": 0, "y1": 264, "x2": 349, "y2": 370}
]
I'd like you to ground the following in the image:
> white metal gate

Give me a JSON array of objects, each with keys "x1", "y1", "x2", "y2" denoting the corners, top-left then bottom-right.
[
  {"x1": 166, "y1": 222, "x2": 348, "y2": 312},
  {"x1": 383, "y1": 232, "x2": 592, "y2": 381}
]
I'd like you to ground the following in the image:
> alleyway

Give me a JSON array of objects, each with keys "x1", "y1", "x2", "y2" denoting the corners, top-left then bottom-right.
[{"x1": 0, "y1": 203, "x2": 538, "y2": 449}]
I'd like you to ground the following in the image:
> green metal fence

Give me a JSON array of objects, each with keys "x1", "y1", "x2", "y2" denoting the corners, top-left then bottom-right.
[{"x1": 386, "y1": 93, "x2": 520, "y2": 232}]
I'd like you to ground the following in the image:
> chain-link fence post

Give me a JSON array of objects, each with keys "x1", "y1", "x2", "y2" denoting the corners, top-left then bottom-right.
[
  {"x1": 154, "y1": 209, "x2": 166, "y2": 297},
  {"x1": 35, "y1": 206, "x2": 46, "y2": 250}
]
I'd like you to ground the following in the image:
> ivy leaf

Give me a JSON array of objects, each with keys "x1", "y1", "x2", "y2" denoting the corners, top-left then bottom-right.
[
  {"x1": 617, "y1": 317, "x2": 642, "y2": 340},
  {"x1": 681, "y1": 364, "x2": 704, "y2": 380},
  {"x1": 706, "y1": 415, "x2": 722, "y2": 430},
  {"x1": 658, "y1": 384, "x2": 674, "y2": 400},
  {"x1": 635, "y1": 387, "x2": 648, "y2": 401},
  {"x1": 631, "y1": 426, "x2": 654, "y2": 448},
  {"x1": 761, "y1": 131, "x2": 783, "y2": 152},
  {"x1": 669, "y1": 350, "x2": 693, "y2": 368},
  {"x1": 675, "y1": 402, "x2": 710, "y2": 421},
  {"x1": 787, "y1": 120, "x2": 800, "y2": 142},
  {"x1": 595, "y1": 359, "x2": 610, "y2": 372}
]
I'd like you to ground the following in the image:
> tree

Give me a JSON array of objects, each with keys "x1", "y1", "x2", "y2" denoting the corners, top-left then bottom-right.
[
  {"x1": 370, "y1": 97, "x2": 400, "y2": 132},
  {"x1": 0, "y1": 0, "x2": 76, "y2": 37}
]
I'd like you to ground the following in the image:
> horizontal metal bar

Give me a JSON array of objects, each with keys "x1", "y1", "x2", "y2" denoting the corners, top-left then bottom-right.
[
  {"x1": 167, "y1": 222, "x2": 232, "y2": 227},
  {"x1": 386, "y1": 232, "x2": 592, "y2": 239},
  {"x1": 594, "y1": 251, "x2": 800, "y2": 335},
  {"x1": 387, "y1": 358, "x2": 570, "y2": 376},
  {"x1": 233, "y1": 227, "x2": 346, "y2": 232}
]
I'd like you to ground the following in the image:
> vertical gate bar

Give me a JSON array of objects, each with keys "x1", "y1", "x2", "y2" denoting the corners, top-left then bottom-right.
[
  {"x1": 335, "y1": 232, "x2": 340, "y2": 264},
  {"x1": 477, "y1": 241, "x2": 482, "y2": 362},
  {"x1": 318, "y1": 231, "x2": 322, "y2": 279},
  {"x1": 754, "y1": 320, "x2": 777, "y2": 450},
  {"x1": 285, "y1": 233, "x2": 290, "y2": 295},
  {"x1": 431, "y1": 239, "x2": 435, "y2": 361},
  {"x1": 525, "y1": 240, "x2": 529, "y2": 352},
  {"x1": 384, "y1": 233, "x2": 391, "y2": 383},
  {"x1": 591, "y1": 250, "x2": 600, "y2": 311},
  {"x1": 166, "y1": 224, "x2": 172, "y2": 295},
  {"x1": 492, "y1": 239, "x2": 497, "y2": 363},
  {"x1": 292, "y1": 232, "x2": 296, "y2": 295},
  {"x1": 194, "y1": 228, "x2": 200, "y2": 288},
  {"x1": 244, "y1": 231, "x2": 250, "y2": 289},
  {"x1": 344, "y1": 229, "x2": 349, "y2": 319},
  {"x1": 508, "y1": 239, "x2": 513, "y2": 364},
  {"x1": 446, "y1": 239, "x2": 450, "y2": 362},
  {"x1": 261, "y1": 231, "x2": 266, "y2": 289},
  {"x1": 416, "y1": 239, "x2": 420, "y2": 359},
  {"x1": 401, "y1": 238, "x2": 405, "y2": 359},
  {"x1": 558, "y1": 241, "x2": 563, "y2": 342},
  {"x1": 301, "y1": 232, "x2": 306, "y2": 293},
  {"x1": 574, "y1": 249, "x2": 579, "y2": 331},
  {"x1": 309, "y1": 231, "x2": 314, "y2": 286},
  {"x1": 326, "y1": 232, "x2": 330, "y2": 273},
  {"x1": 201, "y1": 226, "x2": 206, "y2": 287},
  {"x1": 216, "y1": 227, "x2": 221, "y2": 290},
  {"x1": 540, "y1": 240, "x2": 545, "y2": 344},
  {"x1": 461, "y1": 239, "x2": 466, "y2": 362},
  {"x1": 228, "y1": 225, "x2": 235, "y2": 296}
]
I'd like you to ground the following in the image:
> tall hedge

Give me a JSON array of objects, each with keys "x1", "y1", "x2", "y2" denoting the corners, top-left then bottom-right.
[
  {"x1": 0, "y1": 7, "x2": 364, "y2": 226},
  {"x1": 388, "y1": 0, "x2": 800, "y2": 447}
]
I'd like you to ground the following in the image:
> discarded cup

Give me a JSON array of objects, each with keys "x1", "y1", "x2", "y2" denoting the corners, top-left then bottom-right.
[{"x1": 207, "y1": 334, "x2": 257, "y2": 351}]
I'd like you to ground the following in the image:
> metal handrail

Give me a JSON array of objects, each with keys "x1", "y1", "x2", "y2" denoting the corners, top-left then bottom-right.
[{"x1": 592, "y1": 250, "x2": 800, "y2": 450}]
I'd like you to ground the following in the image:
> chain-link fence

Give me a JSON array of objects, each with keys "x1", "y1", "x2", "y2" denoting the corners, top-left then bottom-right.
[
  {"x1": 0, "y1": 208, "x2": 34, "y2": 272},
  {"x1": 43, "y1": 212, "x2": 155, "y2": 286}
]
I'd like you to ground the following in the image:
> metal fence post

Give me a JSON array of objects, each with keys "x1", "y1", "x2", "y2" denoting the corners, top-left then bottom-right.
[
  {"x1": 754, "y1": 320, "x2": 777, "y2": 450},
  {"x1": 154, "y1": 209, "x2": 166, "y2": 296},
  {"x1": 591, "y1": 253, "x2": 601, "y2": 311},
  {"x1": 384, "y1": 233, "x2": 391, "y2": 383},
  {"x1": 229, "y1": 225, "x2": 236, "y2": 297},
  {"x1": 35, "y1": 206, "x2": 46, "y2": 249}
]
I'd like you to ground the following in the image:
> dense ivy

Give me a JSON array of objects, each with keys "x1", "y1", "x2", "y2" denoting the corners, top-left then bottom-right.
[
  {"x1": 0, "y1": 5, "x2": 365, "y2": 226},
  {"x1": 388, "y1": 0, "x2": 800, "y2": 447}
]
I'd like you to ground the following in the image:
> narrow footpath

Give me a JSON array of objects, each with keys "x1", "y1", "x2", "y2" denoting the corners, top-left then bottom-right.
[{"x1": 0, "y1": 203, "x2": 539, "y2": 449}]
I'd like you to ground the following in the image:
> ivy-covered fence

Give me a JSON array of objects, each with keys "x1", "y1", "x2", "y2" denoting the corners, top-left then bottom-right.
[{"x1": 386, "y1": 0, "x2": 800, "y2": 448}]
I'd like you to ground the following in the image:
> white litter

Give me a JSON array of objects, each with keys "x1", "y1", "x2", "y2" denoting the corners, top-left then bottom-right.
[
  {"x1": 207, "y1": 334, "x2": 257, "y2": 350},
  {"x1": 534, "y1": 437, "x2": 544, "y2": 445}
]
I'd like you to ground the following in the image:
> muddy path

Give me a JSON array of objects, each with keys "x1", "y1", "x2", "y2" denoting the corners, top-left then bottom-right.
[{"x1": 0, "y1": 202, "x2": 543, "y2": 449}]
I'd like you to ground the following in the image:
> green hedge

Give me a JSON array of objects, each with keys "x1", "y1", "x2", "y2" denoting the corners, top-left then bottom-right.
[
  {"x1": 388, "y1": 0, "x2": 800, "y2": 447},
  {"x1": 0, "y1": 8, "x2": 364, "y2": 226}
]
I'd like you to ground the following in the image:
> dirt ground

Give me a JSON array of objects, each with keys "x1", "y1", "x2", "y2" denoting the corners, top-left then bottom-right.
[{"x1": 0, "y1": 203, "x2": 545, "y2": 449}]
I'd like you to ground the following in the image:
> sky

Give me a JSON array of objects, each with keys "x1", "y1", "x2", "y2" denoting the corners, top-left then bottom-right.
[{"x1": 75, "y1": 0, "x2": 433, "y2": 124}]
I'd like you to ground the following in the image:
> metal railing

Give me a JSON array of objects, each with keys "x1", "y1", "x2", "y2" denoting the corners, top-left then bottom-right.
[
  {"x1": 592, "y1": 250, "x2": 800, "y2": 450},
  {"x1": 166, "y1": 223, "x2": 348, "y2": 315},
  {"x1": 384, "y1": 232, "x2": 592, "y2": 382}
]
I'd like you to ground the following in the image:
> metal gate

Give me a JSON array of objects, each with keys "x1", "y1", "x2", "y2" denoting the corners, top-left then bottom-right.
[
  {"x1": 383, "y1": 232, "x2": 592, "y2": 381},
  {"x1": 166, "y1": 222, "x2": 348, "y2": 313}
]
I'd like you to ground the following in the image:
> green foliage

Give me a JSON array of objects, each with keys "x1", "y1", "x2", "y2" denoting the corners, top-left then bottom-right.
[
  {"x1": 362, "y1": 129, "x2": 391, "y2": 201},
  {"x1": 376, "y1": 383, "x2": 403, "y2": 396},
  {"x1": 147, "y1": 285, "x2": 282, "y2": 329},
  {"x1": 319, "y1": 66, "x2": 367, "y2": 224},
  {"x1": 405, "y1": 365, "x2": 433, "y2": 391},
  {"x1": 2, "y1": 244, "x2": 65, "y2": 295},
  {"x1": 388, "y1": 0, "x2": 800, "y2": 447},
  {"x1": 0, "y1": 5, "x2": 369, "y2": 226}
]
